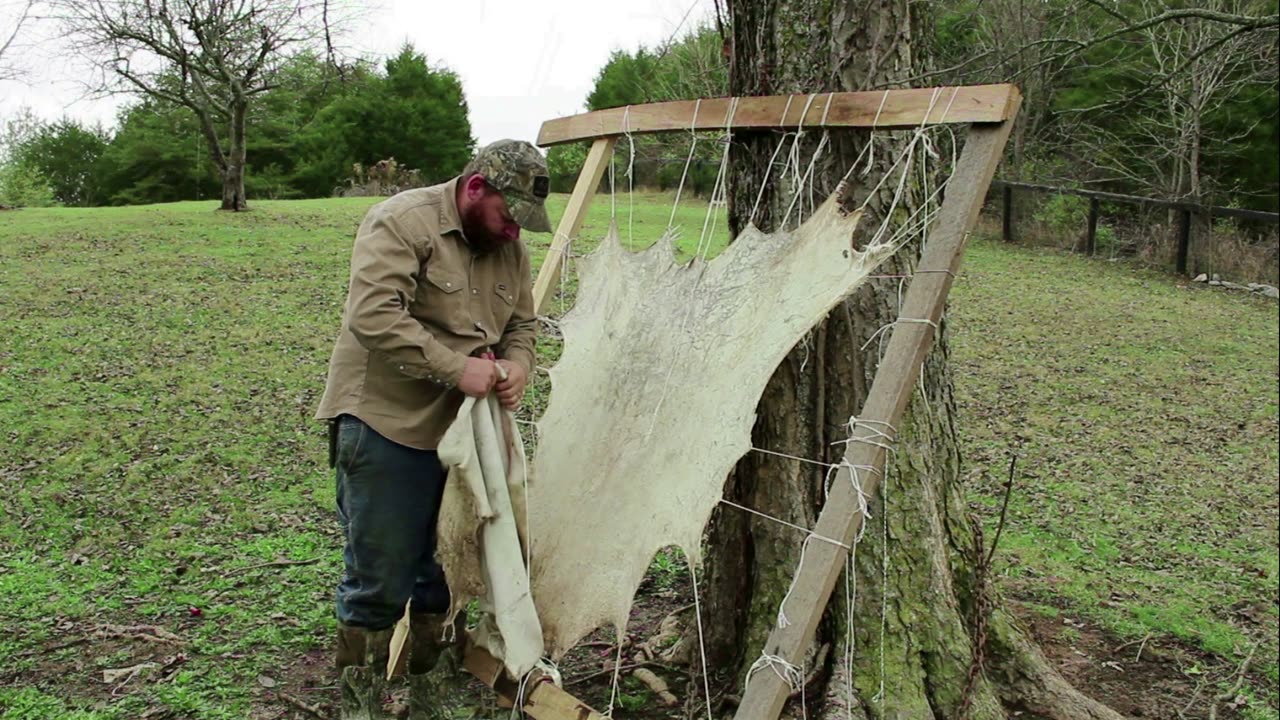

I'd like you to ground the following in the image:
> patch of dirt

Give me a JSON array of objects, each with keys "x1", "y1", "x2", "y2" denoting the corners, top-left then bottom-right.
[
  {"x1": 250, "y1": 647, "x2": 338, "y2": 719},
  {"x1": 555, "y1": 584, "x2": 692, "y2": 718},
  {"x1": 253, "y1": 583, "x2": 694, "y2": 720},
  {"x1": 1011, "y1": 598, "x2": 1262, "y2": 720},
  {"x1": 3, "y1": 618, "x2": 192, "y2": 716},
  {"x1": 9, "y1": 589, "x2": 1266, "y2": 719}
]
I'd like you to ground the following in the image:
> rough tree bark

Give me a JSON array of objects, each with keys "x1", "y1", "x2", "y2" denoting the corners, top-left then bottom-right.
[
  {"x1": 223, "y1": 97, "x2": 249, "y2": 212},
  {"x1": 698, "y1": 1, "x2": 1126, "y2": 718}
]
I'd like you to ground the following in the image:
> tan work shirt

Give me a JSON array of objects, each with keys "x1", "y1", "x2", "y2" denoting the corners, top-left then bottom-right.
[{"x1": 316, "y1": 177, "x2": 537, "y2": 449}]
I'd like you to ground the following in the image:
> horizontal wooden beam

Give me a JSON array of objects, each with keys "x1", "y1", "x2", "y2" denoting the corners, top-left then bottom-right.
[
  {"x1": 463, "y1": 645, "x2": 608, "y2": 720},
  {"x1": 537, "y1": 85, "x2": 1020, "y2": 146}
]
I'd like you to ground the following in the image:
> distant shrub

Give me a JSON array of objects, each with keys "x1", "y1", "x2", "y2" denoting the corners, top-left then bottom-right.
[
  {"x1": 0, "y1": 161, "x2": 59, "y2": 208},
  {"x1": 333, "y1": 158, "x2": 425, "y2": 198},
  {"x1": 1094, "y1": 223, "x2": 1118, "y2": 253},
  {"x1": 547, "y1": 143, "x2": 588, "y2": 193},
  {"x1": 1033, "y1": 193, "x2": 1087, "y2": 233}
]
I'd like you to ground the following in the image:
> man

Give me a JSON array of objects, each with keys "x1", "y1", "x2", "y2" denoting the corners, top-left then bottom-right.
[{"x1": 316, "y1": 140, "x2": 550, "y2": 711}]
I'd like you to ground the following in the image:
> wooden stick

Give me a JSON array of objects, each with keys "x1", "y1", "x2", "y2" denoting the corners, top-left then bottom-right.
[
  {"x1": 536, "y1": 85, "x2": 1019, "y2": 146},
  {"x1": 280, "y1": 692, "x2": 327, "y2": 719},
  {"x1": 732, "y1": 105, "x2": 1021, "y2": 720},
  {"x1": 463, "y1": 645, "x2": 609, "y2": 720},
  {"x1": 385, "y1": 600, "x2": 412, "y2": 679},
  {"x1": 532, "y1": 137, "x2": 615, "y2": 315},
  {"x1": 225, "y1": 556, "x2": 322, "y2": 577}
]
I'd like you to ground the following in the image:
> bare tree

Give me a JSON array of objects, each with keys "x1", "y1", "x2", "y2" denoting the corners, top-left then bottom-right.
[
  {"x1": 53, "y1": 0, "x2": 350, "y2": 210},
  {"x1": 924, "y1": 0, "x2": 1277, "y2": 184},
  {"x1": 927, "y1": 0, "x2": 1083, "y2": 178},
  {"x1": 1075, "y1": 0, "x2": 1278, "y2": 204},
  {"x1": 0, "y1": 0, "x2": 38, "y2": 80}
]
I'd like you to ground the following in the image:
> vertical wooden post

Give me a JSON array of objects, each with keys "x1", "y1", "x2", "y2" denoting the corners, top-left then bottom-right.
[
  {"x1": 1176, "y1": 208, "x2": 1191, "y2": 276},
  {"x1": 731, "y1": 111, "x2": 1020, "y2": 720},
  {"x1": 1085, "y1": 198, "x2": 1099, "y2": 256},
  {"x1": 1002, "y1": 184, "x2": 1014, "y2": 243},
  {"x1": 532, "y1": 137, "x2": 617, "y2": 314},
  {"x1": 1201, "y1": 208, "x2": 1213, "y2": 278}
]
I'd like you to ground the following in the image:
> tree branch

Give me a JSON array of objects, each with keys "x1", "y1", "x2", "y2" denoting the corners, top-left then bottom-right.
[{"x1": 0, "y1": 0, "x2": 37, "y2": 77}]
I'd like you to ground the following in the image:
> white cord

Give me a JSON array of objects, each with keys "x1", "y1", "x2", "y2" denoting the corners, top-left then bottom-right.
[{"x1": 666, "y1": 98, "x2": 702, "y2": 232}]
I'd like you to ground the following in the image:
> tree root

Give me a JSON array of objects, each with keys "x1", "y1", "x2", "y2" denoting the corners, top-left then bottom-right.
[
  {"x1": 986, "y1": 610, "x2": 1127, "y2": 720},
  {"x1": 817, "y1": 650, "x2": 870, "y2": 720}
]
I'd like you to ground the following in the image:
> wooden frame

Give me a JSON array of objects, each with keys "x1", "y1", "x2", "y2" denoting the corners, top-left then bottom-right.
[
  {"x1": 470, "y1": 84, "x2": 1021, "y2": 720},
  {"x1": 537, "y1": 84, "x2": 1019, "y2": 146},
  {"x1": 532, "y1": 136, "x2": 615, "y2": 315},
  {"x1": 732, "y1": 94, "x2": 1021, "y2": 720}
]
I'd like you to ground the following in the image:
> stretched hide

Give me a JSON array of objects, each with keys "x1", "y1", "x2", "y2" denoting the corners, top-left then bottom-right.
[{"x1": 530, "y1": 193, "x2": 911, "y2": 657}]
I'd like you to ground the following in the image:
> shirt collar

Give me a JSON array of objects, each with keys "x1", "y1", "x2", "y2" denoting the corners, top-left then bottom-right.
[{"x1": 438, "y1": 176, "x2": 464, "y2": 237}]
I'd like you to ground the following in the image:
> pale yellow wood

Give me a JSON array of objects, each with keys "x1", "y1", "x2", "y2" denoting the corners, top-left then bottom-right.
[
  {"x1": 385, "y1": 600, "x2": 411, "y2": 679},
  {"x1": 463, "y1": 645, "x2": 608, "y2": 720},
  {"x1": 523, "y1": 683, "x2": 609, "y2": 720},
  {"x1": 531, "y1": 137, "x2": 616, "y2": 315},
  {"x1": 537, "y1": 85, "x2": 1019, "y2": 146}
]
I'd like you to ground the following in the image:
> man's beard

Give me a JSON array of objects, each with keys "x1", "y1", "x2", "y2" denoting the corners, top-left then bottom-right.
[{"x1": 460, "y1": 206, "x2": 508, "y2": 253}]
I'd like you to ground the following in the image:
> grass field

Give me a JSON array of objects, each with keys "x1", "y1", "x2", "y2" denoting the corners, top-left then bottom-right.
[{"x1": 0, "y1": 192, "x2": 1276, "y2": 719}]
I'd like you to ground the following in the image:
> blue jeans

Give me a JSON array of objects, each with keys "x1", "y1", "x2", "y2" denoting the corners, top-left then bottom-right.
[{"x1": 334, "y1": 415, "x2": 451, "y2": 630}]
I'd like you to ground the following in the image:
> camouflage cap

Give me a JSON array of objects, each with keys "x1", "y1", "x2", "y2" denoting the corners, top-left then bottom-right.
[{"x1": 464, "y1": 139, "x2": 552, "y2": 233}]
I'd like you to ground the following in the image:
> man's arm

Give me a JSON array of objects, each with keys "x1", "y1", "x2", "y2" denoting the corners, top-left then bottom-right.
[
  {"x1": 345, "y1": 208, "x2": 469, "y2": 386},
  {"x1": 495, "y1": 247, "x2": 538, "y2": 376}
]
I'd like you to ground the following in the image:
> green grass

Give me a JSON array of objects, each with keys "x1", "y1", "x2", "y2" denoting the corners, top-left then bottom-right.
[
  {"x1": 0, "y1": 193, "x2": 1276, "y2": 716},
  {"x1": 949, "y1": 240, "x2": 1279, "y2": 714}
]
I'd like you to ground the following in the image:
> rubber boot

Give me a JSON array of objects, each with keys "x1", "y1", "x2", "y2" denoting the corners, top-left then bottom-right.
[
  {"x1": 336, "y1": 623, "x2": 367, "y2": 670},
  {"x1": 407, "y1": 612, "x2": 465, "y2": 675},
  {"x1": 340, "y1": 625, "x2": 396, "y2": 720},
  {"x1": 407, "y1": 673, "x2": 451, "y2": 720},
  {"x1": 407, "y1": 613, "x2": 466, "y2": 720}
]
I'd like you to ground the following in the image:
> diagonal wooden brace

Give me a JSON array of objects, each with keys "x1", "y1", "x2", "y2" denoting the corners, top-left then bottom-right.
[{"x1": 732, "y1": 99, "x2": 1021, "y2": 720}]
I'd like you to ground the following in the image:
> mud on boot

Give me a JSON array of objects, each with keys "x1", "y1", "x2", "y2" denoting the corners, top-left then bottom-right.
[
  {"x1": 339, "y1": 625, "x2": 396, "y2": 720},
  {"x1": 407, "y1": 611, "x2": 466, "y2": 675},
  {"x1": 407, "y1": 613, "x2": 470, "y2": 719}
]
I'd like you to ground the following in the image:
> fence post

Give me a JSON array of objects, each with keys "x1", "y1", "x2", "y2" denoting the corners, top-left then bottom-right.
[
  {"x1": 1086, "y1": 198, "x2": 1099, "y2": 256},
  {"x1": 1176, "y1": 208, "x2": 1191, "y2": 275},
  {"x1": 1002, "y1": 184, "x2": 1014, "y2": 243}
]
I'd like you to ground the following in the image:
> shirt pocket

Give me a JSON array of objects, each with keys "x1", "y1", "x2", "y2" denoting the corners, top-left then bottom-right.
[
  {"x1": 478, "y1": 279, "x2": 506, "y2": 330},
  {"x1": 416, "y1": 263, "x2": 467, "y2": 330}
]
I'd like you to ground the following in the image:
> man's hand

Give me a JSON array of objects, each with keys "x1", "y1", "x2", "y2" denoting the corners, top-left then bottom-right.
[
  {"x1": 459, "y1": 357, "x2": 500, "y2": 398},
  {"x1": 495, "y1": 360, "x2": 528, "y2": 410}
]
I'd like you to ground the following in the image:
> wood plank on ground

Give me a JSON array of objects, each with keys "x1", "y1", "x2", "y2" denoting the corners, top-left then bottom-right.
[
  {"x1": 463, "y1": 645, "x2": 609, "y2": 720},
  {"x1": 536, "y1": 85, "x2": 1018, "y2": 146}
]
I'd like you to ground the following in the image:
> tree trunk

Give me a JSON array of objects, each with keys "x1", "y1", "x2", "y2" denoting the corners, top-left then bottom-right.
[
  {"x1": 221, "y1": 99, "x2": 249, "y2": 211},
  {"x1": 221, "y1": 161, "x2": 247, "y2": 211},
  {"x1": 698, "y1": 2, "x2": 1125, "y2": 718}
]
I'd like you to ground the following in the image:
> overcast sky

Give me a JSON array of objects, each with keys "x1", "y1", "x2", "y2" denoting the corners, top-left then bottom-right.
[{"x1": 0, "y1": 0, "x2": 715, "y2": 146}]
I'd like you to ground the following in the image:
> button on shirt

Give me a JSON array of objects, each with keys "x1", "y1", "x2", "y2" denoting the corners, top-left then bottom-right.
[{"x1": 316, "y1": 177, "x2": 537, "y2": 449}]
